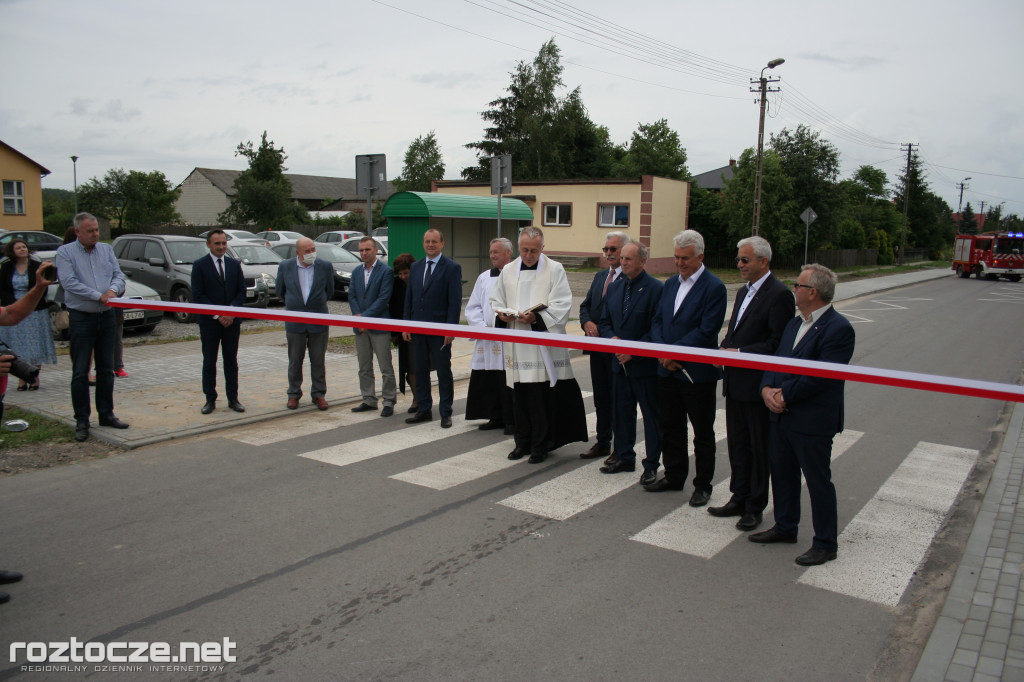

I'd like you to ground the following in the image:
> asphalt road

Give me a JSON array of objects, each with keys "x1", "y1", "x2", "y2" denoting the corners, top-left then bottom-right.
[{"x1": 1, "y1": 276, "x2": 1022, "y2": 681}]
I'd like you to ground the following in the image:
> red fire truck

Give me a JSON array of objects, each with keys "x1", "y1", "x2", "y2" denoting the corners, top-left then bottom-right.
[{"x1": 952, "y1": 231, "x2": 1024, "y2": 281}]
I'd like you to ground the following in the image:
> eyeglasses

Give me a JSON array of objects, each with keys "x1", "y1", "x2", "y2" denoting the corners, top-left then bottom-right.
[
  {"x1": 792, "y1": 283, "x2": 815, "y2": 291},
  {"x1": 735, "y1": 257, "x2": 752, "y2": 264},
  {"x1": 602, "y1": 246, "x2": 618, "y2": 253}
]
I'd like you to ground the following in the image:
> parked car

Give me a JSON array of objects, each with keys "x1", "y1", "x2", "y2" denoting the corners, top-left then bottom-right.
[
  {"x1": 198, "y1": 229, "x2": 267, "y2": 246},
  {"x1": 0, "y1": 230, "x2": 64, "y2": 254},
  {"x1": 113, "y1": 234, "x2": 268, "y2": 323},
  {"x1": 371, "y1": 227, "x2": 388, "y2": 238},
  {"x1": 338, "y1": 236, "x2": 388, "y2": 264},
  {"x1": 314, "y1": 230, "x2": 364, "y2": 245},
  {"x1": 257, "y1": 230, "x2": 305, "y2": 246},
  {"x1": 225, "y1": 243, "x2": 283, "y2": 302},
  {"x1": 271, "y1": 243, "x2": 360, "y2": 300},
  {"x1": 49, "y1": 279, "x2": 163, "y2": 341}
]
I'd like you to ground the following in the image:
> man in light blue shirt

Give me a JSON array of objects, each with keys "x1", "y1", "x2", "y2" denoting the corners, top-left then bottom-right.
[{"x1": 55, "y1": 213, "x2": 129, "y2": 442}]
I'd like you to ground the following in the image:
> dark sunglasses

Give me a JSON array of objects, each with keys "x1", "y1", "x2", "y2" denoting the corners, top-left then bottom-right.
[
  {"x1": 602, "y1": 246, "x2": 618, "y2": 253},
  {"x1": 792, "y1": 283, "x2": 815, "y2": 290}
]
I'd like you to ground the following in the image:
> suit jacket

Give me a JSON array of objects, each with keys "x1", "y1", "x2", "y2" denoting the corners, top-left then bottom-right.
[
  {"x1": 598, "y1": 271, "x2": 663, "y2": 377},
  {"x1": 349, "y1": 259, "x2": 393, "y2": 334},
  {"x1": 761, "y1": 306, "x2": 856, "y2": 437},
  {"x1": 579, "y1": 268, "x2": 618, "y2": 355},
  {"x1": 276, "y1": 257, "x2": 335, "y2": 334},
  {"x1": 651, "y1": 268, "x2": 727, "y2": 384},
  {"x1": 720, "y1": 274, "x2": 794, "y2": 402},
  {"x1": 404, "y1": 254, "x2": 462, "y2": 325},
  {"x1": 191, "y1": 253, "x2": 246, "y2": 327},
  {"x1": 0, "y1": 257, "x2": 50, "y2": 310}
]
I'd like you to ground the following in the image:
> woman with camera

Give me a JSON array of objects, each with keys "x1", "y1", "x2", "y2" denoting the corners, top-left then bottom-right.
[{"x1": 0, "y1": 238, "x2": 58, "y2": 390}]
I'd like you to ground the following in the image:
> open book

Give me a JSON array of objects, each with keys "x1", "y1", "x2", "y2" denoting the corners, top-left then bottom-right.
[{"x1": 494, "y1": 302, "x2": 548, "y2": 318}]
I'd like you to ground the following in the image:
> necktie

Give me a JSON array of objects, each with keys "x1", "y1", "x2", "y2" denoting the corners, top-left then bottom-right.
[
  {"x1": 424, "y1": 260, "x2": 434, "y2": 285},
  {"x1": 217, "y1": 258, "x2": 224, "y2": 281},
  {"x1": 601, "y1": 269, "x2": 616, "y2": 297},
  {"x1": 623, "y1": 279, "x2": 633, "y2": 316}
]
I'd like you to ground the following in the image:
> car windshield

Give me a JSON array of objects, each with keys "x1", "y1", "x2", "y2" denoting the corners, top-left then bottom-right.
[
  {"x1": 994, "y1": 237, "x2": 1024, "y2": 255},
  {"x1": 315, "y1": 245, "x2": 361, "y2": 263},
  {"x1": 228, "y1": 230, "x2": 261, "y2": 240},
  {"x1": 230, "y1": 245, "x2": 283, "y2": 264},
  {"x1": 165, "y1": 241, "x2": 211, "y2": 264}
]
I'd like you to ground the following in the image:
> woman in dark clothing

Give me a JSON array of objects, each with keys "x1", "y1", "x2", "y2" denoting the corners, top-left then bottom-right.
[
  {"x1": 0, "y1": 238, "x2": 57, "y2": 389},
  {"x1": 388, "y1": 253, "x2": 417, "y2": 412}
]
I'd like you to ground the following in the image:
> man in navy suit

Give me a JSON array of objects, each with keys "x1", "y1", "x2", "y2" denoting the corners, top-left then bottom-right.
[
  {"x1": 277, "y1": 237, "x2": 335, "y2": 411},
  {"x1": 598, "y1": 241, "x2": 663, "y2": 485},
  {"x1": 349, "y1": 236, "x2": 396, "y2": 417},
  {"x1": 708, "y1": 236, "x2": 794, "y2": 531},
  {"x1": 750, "y1": 264, "x2": 855, "y2": 567},
  {"x1": 192, "y1": 229, "x2": 247, "y2": 415},
  {"x1": 402, "y1": 228, "x2": 462, "y2": 429},
  {"x1": 578, "y1": 231, "x2": 628, "y2": 461},
  {"x1": 648, "y1": 229, "x2": 727, "y2": 506}
]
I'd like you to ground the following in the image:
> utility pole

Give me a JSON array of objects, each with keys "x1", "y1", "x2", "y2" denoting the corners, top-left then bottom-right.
[
  {"x1": 957, "y1": 176, "x2": 971, "y2": 213},
  {"x1": 750, "y1": 58, "x2": 785, "y2": 236},
  {"x1": 898, "y1": 142, "x2": 918, "y2": 266}
]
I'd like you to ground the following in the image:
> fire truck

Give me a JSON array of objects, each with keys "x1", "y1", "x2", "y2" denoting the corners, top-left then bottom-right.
[{"x1": 952, "y1": 231, "x2": 1024, "y2": 281}]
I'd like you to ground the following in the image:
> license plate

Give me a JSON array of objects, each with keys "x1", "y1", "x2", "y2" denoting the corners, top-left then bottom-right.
[{"x1": 124, "y1": 311, "x2": 144, "y2": 320}]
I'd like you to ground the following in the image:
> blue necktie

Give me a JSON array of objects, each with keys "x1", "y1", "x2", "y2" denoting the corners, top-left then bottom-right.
[{"x1": 623, "y1": 279, "x2": 633, "y2": 316}]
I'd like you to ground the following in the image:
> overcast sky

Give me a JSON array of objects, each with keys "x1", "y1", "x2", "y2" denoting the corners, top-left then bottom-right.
[{"x1": 2, "y1": 0, "x2": 1021, "y2": 216}]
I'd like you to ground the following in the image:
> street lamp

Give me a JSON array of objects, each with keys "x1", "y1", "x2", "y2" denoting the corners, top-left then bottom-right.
[
  {"x1": 751, "y1": 58, "x2": 785, "y2": 236},
  {"x1": 958, "y1": 176, "x2": 971, "y2": 213},
  {"x1": 70, "y1": 155, "x2": 79, "y2": 214}
]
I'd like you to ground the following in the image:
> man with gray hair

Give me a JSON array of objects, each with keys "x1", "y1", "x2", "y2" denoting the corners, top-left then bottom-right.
[
  {"x1": 578, "y1": 230, "x2": 629, "y2": 461},
  {"x1": 751, "y1": 263, "x2": 855, "y2": 567},
  {"x1": 465, "y1": 237, "x2": 515, "y2": 432},
  {"x1": 708, "y1": 236, "x2": 793, "y2": 531}
]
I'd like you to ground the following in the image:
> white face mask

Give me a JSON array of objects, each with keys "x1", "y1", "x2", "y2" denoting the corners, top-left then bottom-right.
[{"x1": 301, "y1": 252, "x2": 317, "y2": 265}]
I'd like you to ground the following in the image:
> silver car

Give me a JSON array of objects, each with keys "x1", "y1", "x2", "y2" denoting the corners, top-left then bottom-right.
[
  {"x1": 225, "y1": 243, "x2": 283, "y2": 302},
  {"x1": 271, "y1": 243, "x2": 360, "y2": 300}
]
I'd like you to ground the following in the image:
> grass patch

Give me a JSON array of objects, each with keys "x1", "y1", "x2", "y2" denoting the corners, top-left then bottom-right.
[
  {"x1": 327, "y1": 335, "x2": 356, "y2": 349},
  {"x1": 0, "y1": 406, "x2": 77, "y2": 445}
]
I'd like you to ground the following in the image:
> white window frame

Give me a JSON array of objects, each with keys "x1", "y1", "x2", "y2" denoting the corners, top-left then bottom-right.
[
  {"x1": 2, "y1": 180, "x2": 25, "y2": 215},
  {"x1": 597, "y1": 203, "x2": 630, "y2": 227},
  {"x1": 542, "y1": 203, "x2": 573, "y2": 227}
]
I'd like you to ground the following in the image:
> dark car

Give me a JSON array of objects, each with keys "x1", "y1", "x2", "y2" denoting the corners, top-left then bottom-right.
[
  {"x1": 271, "y1": 243, "x2": 360, "y2": 300},
  {"x1": 113, "y1": 234, "x2": 269, "y2": 323},
  {"x1": 0, "y1": 230, "x2": 64, "y2": 254}
]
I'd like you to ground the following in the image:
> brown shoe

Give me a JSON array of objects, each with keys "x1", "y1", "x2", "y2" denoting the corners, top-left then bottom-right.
[
  {"x1": 580, "y1": 443, "x2": 611, "y2": 459},
  {"x1": 313, "y1": 397, "x2": 329, "y2": 411},
  {"x1": 286, "y1": 397, "x2": 299, "y2": 409}
]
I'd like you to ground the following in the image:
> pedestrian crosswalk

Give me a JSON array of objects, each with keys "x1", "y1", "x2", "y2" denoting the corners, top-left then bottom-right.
[{"x1": 226, "y1": 400, "x2": 978, "y2": 608}]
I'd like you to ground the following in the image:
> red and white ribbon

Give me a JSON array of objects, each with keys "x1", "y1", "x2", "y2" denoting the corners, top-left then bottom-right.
[{"x1": 108, "y1": 298, "x2": 1024, "y2": 404}]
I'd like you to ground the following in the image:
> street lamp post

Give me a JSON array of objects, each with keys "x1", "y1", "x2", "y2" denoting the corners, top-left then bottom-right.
[
  {"x1": 751, "y1": 58, "x2": 785, "y2": 236},
  {"x1": 70, "y1": 155, "x2": 79, "y2": 214}
]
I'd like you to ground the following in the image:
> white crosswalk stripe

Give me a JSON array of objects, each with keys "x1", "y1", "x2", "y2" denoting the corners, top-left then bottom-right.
[
  {"x1": 630, "y1": 428, "x2": 864, "y2": 558},
  {"x1": 797, "y1": 441, "x2": 976, "y2": 606}
]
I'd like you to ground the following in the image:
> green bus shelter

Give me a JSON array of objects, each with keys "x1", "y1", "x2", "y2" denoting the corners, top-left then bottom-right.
[{"x1": 381, "y1": 191, "x2": 534, "y2": 295}]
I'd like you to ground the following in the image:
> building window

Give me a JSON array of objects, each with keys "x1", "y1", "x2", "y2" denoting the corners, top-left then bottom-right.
[
  {"x1": 598, "y1": 204, "x2": 629, "y2": 227},
  {"x1": 543, "y1": 203, "x2": 572, "y2": 226},
  {"x1": 2, "y1": 180, "x2": 25, "y2": 215}
]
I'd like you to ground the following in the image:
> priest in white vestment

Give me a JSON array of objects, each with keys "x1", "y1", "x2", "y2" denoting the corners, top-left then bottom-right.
[{"x1": 490, "y1": 227, "x2": 587, "y2": 463}]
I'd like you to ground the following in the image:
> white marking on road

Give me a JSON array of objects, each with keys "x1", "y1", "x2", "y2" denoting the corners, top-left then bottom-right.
[
  {"x1": 630, "y1": 428, "x2": 864, "y2": 558},
  {"x1": 798, "y1": 441, "x2": 976, "y2": 606}
]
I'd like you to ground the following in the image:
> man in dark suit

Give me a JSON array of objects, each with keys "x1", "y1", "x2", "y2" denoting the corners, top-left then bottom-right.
[
  {"x1": 192, "y1": 229, "x2": 246, "y2": 415},
  {"x1": 648, "y1": 229, "x2": 727, "y2": 506},
  {"x1": 277, "y1": 237, "x2": 335, "y2": 411},
  {"x1": 708, "y1": 236, "x2": 794, "y2": 531},
  {"x1": 597, "y1": 241, "x2": 663, "y2": 485},
  {"x1": 750, "y1": 264, "x2": 855, "y2": 567},
  {"x1": 578, "y1": 231, "x2": 628, "y2": 461},
  {"x1": 350, "y1": 236, "x2": 396, "y2": 417},
  {"x1": 402, "y1": 228, "x2": 462, "y2": 429}
]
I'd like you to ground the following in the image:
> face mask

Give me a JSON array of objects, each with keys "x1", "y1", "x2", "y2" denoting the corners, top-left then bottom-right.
[{"x1": 302, "y1": 252, "x2": 317, "y2": 265}]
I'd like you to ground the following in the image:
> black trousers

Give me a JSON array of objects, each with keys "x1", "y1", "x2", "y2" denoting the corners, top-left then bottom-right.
[
  {"x1": 725, "y1": 397, "x2": 772, "y2": 514},
  {"x1": 411, "y1": 334, "x2": 454, "y2": 418},
  {"x1": 199, "y1": 319, "x2": 240, "y2": 403},
  {"x1": 657, "y1": 377, "x2": 718, "y2": 491},
  {"x1": 588, "y1": 352, "x2": 614, "y2": 447},
  {"x1": 770, "y1": 422, "x2": 838, "y2": 551},
  {"x1": 68, "y1": 309, "x2": 116, "y2": 423}
]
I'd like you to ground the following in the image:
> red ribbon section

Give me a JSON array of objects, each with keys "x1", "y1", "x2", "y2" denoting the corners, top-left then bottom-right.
[{"x1": 107, "y1": 298, "x2": 1024, "y2": 404}]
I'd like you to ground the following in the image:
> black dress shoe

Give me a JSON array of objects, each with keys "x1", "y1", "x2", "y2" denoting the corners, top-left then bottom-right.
[
  {"x1": 748, "y1": 527, "x2": 798, "y2": 544},
  {"x1": 507, "y1": 448, "x2": 528, "y2": 461},
  {"x1": 352, "y1": 403, "x2": 376, "y2": 413},
  {"x1": 407, "y1": 405, "x2": 419, "y2": 414},
  {"x1": 99, "y1": 416, "x2": 129, "y2": 429},
  {"x1": 0, "y1": 593, "x2": 8, "y2": 604},
  {"x1": 689, "y1": 489, "x2": 711, "y2": 508},
  {"x1": 478, "y1": 420, "x2": 503, "y2": 431},
  {"x1": 380, "y1": 406, "x2": 394, "y2": 418},
  {"x1": 644, "y1": 477, "x2": 685, "y2": 492},
  {"x1": 201, "y1": 402, "x2": 215, "y2": 415},
  {"x1": 228, "y1": 401, "x2": 245, "y2": 413},
  {"x1": 639, "y1": 469, "x2": 657, "y2": 486},
  {"x1": 579, "y1": 443, "x2": 611, "y2": 459},
  {"x1": 74, "y1": 422, "x2": 89, "y2": 442},
  {"x1": 795, "y1": 547, "x2": 838, "y2": 566},
  {"x1": 600, "y1": 459, "x2": 636, "y2": 474},
  {"x1": 0, "y1": 570, "x2": 23, "y2": 585},
  {"x1": 736, "y1": 512, "x2": 763, "y2": 531},
  {"x1": 603, "y1": 452, "x2": 618, "y2": 466},
  {"x1": 406, "y1": 411, "x2": 432, "y2": 424},
  {"x1": 707, "y1": 498, "x2": 744, "y2": 517},
  {"x1": 441, "y1": 416, "x2": 453, "y2": 428},
  {"x1": 528, "y1": 451, "x2": 548, "y2": 464}
]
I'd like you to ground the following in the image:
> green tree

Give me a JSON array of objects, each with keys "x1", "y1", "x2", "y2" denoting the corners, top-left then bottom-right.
[
  {"x1": 958, "y1": 202, "x2": 978, "y2": 234},
  {"x1": 717, "y1": 148, "x2": 800, "y2": 255},
  {"x1": 834, "y1": 165, "x2": 902, "y2": 251},
  {"x1": 687, "y1": 186, "x2": 730, "y2": 256},
  {"x1": 42, "y1": 188, "x2": 76, "y2": 235},
  {"x1": 219, "y1": 131, "x2": 307, "y2": 230},
  {"x1": 618, "y1": 119, "x2": 689, "y2": 179},
  {"x1": 893, "y1": 153, "x2": 955, "y2": 257},
  {"x1": 78, "y1": 168, "x2": 180, "y2": 232},
  {"x1": 394, "y1": 131, "x2": 445, "y2": 192},
  {"x1": 770, "y1": 125, "x2": 840, "y2": 249}
]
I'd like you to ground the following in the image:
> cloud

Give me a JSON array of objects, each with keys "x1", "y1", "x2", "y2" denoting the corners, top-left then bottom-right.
[
  {"x1": 795, "y1": 52, "x2": 888, "y2": 70},
  {"x1": 409, "y1": 71, "x2": 480, "y2": 89},
  {"x1": 97, "y1": 99, "x2": 141, "y2": 122},
  {"x1": 70, "y1": 98, "x2": 93, "y2": 116}
]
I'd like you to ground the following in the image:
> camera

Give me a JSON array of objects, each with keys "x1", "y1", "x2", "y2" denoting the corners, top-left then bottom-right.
[
  {"x1": 0, "y1": 341, "x2": 39, "y2": 383},
  {"x1": 38, "y1": 264, "x2": 57, "y2": 281}
]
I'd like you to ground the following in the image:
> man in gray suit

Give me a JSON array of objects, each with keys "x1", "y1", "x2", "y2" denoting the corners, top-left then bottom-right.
[
  {"x1": 276, "y1": 237, "x2": 335, "y2": 410},
  {"x1": 349, "y1": 236, "x2": 397, "y2": 417}
]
